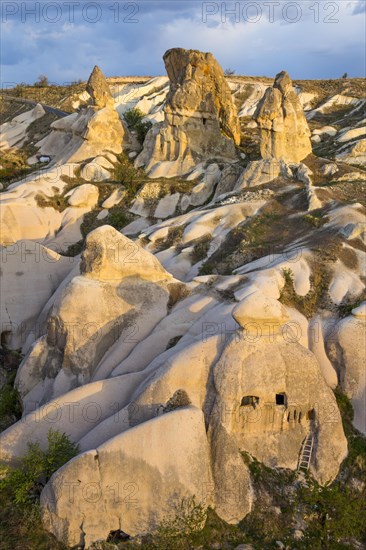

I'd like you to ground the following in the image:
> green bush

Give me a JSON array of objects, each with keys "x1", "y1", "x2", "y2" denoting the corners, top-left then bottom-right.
[
  {"x1": 0, "y1": 383, "x2": 21, "y2": 423},
  {"x1": 0, "y1": 429, "x2": 79, "y2": 506},
  {"x1": 150, "y1": 497, "x2": 207, "y2": 549},
  {"x1": 123, "y1": 108, "x2": 152, "y2": 145},
  {"x1": 124, "y1": 107, "x2": 145, "y2": 128},
  {"x1": 198, "y1": 261, "x2": 215, "y2": 276},
  {"x1": 298, "y1": 480, "x2": 366, "y2": 545},
  {"x1": 112, "y1": 153, "x2": 144, "y2": 193},
  {"x1": 107, "y1": 208, "x2": 129, "y2": 230},
  {"x1": 34, "y1": 75, "x2": 49, "y2": 87}
]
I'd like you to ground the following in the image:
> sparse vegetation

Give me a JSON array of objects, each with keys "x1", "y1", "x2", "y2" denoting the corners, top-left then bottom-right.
[
  {"x1": 0, "y1": 376, "x2": 22, "y2": 432},
  {"x1": 0, "y1": 429, "x2": 77, "y2": 549},
  {"x1": 0, "y1": 150, "x2": 37, "y2": 186},
  {"x1": 112, "y1": 152, "x2": 145, "y2": 194},
  {"x1": 154, "y1": 225, "x2": 185, "y2": 251},
  {"x1": 0, "y1": 429, "x2": 79, "y2": 506},
  {"x1": 34, "y1": 75, "x2": 50, "y2": 88},
  {"x1": 198, "y1": 261, "x2": 215, "y2": 276},
  {"x1": 279, "y1": 260, "x2": 331, "y2": 318},
  {"x1": 0, "y1": 349, "x2": 23, "y2": 431},
  {"x1": 304, "y1": 210, "x2": 329, "y2": 228},
  {"x1": 123, "y1": 107, "x2": 152, "y2": 145},
  {"x1": 152, "y1": 496, "x2": 207, "y2": 546},
  {"x1": 190, "y1": 235, "x2": 212, "y2": 264}
]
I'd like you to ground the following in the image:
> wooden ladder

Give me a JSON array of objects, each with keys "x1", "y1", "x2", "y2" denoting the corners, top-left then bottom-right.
[{"x1": 298, "y1": 434, "x2": 313, "y2": 472}]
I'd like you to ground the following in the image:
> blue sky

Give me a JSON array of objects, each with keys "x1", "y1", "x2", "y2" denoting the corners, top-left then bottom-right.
[{"x1": 1, "y1": 0, "x2": 365, "y2": 85}]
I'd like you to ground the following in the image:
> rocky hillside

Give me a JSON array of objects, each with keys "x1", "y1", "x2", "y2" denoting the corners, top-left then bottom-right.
[{"x1": 0, "y1": 49, "x2": 365, "y2": 549}]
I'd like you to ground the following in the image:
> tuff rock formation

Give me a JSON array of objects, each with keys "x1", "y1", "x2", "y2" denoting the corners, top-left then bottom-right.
[
  {"x1": 1, "y1": 62, "x2": 366, "y2": 550},
  {"x1": 35, "y1": 66, "x2": 127, "y2": 165},
  {"x1": 254, "y1": 71, "x2": 312, "y2": 163},
  {"x1": 86, "y1": 65, "x2": 114, "y2": 108},
  {"x1": 0, "y1": 236, "x2": 349, "y2": 546},
  {"x1": 136, "y1": 48, "x2": 240, "y2": 177},
  {"x1": 327, "y1": 302, "x2": 366, "y2": 434},
  {"x1": 14, "y1": 226, "x2": 173, "y2": 410}
]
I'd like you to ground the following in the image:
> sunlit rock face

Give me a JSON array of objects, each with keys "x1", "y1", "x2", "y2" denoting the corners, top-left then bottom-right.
[
  {"x1": 255, "y1": 70, "x2": 312, "y2": 163},
  {"x1": 36, "y1": 65, "x2": 128, "y2": 165},
  {"x1": 327, "y1": 302, "x2": 366, "y2": 435},
  {"x1": 86, "y1": 64, "x2": 115, "y2": 109},
  {"x1": 14, "y1": 226, "x2": 173, "y2": 409},
  {"x1": 136, "y1": 48, "x2": 240, "y2": 177}
]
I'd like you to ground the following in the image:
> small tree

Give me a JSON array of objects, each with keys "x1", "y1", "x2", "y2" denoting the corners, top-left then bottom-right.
[
  {"x1": 342, "y1": 72, "x2": 348, "y2": 79},
  {"x1": 0, "y1": 429, "x2": 79, "y2": 506},
  {"x1": 224, "y1": 68, "x2": 236, "y2": 76},
  {"x1": 123, "y1": 107, "x2": 152, "y2": 145},
  {"x1": 34, "y1": 74, "x2": 49, "y2": 87}
]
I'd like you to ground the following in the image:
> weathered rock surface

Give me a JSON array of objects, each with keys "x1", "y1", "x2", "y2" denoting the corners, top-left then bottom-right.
[
  {"x1": 66, "y1": 184, "x2": 99, "y2": 207},
  {"x1": 101, "y1": 186, "x2": 127, "y2": 208},
  {"x1": 327, "y1": 302, "x2": 366, "y2": 434},
  {"x1": 1, "y1": 69, "x2": 366, "y2": 550},
  {"x1": 37, "y1": 105, "x2": 126, "y2": 165},
  {"x1": 41, "y1": 407, "x2": 213, "y2": 547},
  {"x1": 0, "y1": 104, "x2": 46, "y2": 150},
  {"x1": 34, "y1": 66, "x2": 127, "y2": 165},
  {"x1": 136, "y1": 48, "x2": 240, "y2": 177},
  {"x1": 80, "y1": 156, "x2": 115, "y2": 182},
  {"x1": 14, "y1": 226, "x2": 173, "y2": 407},
  {"x1": 0, "y1": 241, "x2": 74, "y2": 349},
  {"x1": 234, "y1": 159, "x2": 291, "y2": 190},
  {"x1": 254, "y1": 71, "x2": 312, "y2": 163},
  {"x1": 211, "y1": 293, "x2": 348, "y2": 485},
  {"x1": 86, "y1": 65, "x2": 114, "y2": 108}
]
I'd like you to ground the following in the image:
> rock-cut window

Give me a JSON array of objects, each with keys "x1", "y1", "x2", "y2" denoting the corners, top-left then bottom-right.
[
  {"x1": 241, "y1": 396, "x2": 260, "y2": 408},
  {"x1": 275, "y1": 393, "x2": 287, "y2": 406}
]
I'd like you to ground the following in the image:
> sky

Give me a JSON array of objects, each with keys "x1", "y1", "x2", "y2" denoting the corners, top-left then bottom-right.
[{"x1": 1, "y1": 0, "x2": 365, "y2": 86}]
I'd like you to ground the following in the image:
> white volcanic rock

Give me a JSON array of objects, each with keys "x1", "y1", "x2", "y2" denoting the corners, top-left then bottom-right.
[
  {"x1": 154, "y1": 192, "x2": 180, "y2": 218},
  {"x1": 308, "y1": 316, "x2": 338, "y2": 389},
  {"x1": 337, "y1": 126, "x2": 366, "y2": 143},
  {"x1": 80, "y1": 156, "x2": 114, "y2": 181},
  {"x1": 40, "y1": 407, "x2": 213, "y2": 548},
  {"x1": 189, "y1": 163, "x2": 221, "y2": 206},
  {"x1": 136, "y1": 48, "x2": 240, "y2": 177},
  {"x1": 326, "y1": 204, "x2": 366, "y2": 245},
  {"x1": 14, "y1": 226, "x2": 173, "y2": 404},
  {"x1": 0, "y1": 241, "x2": 74, "y2": 349},
  {"x1": 352, "y1": 302, "x2": 366, "y2": 319},
  {"x1": 210, "y1": 323, "x2": 348, "y2": 484},
  {"x1": 254, "y1": 71, "x2": 312, "y2": 163},
  {"x1": 235, "y1": 82, "x2": 268, "y2": 117},
  {"x1": 327, "y1": 303, "x2": 366, "y2": 434},
  {"x1": 80, "y1": 225, "x2": 172, "y2": 283},
  {"x1": 320, "y1": 163, "x2": 338, "y2": 177},
  {"x1": 101, "y1": 186, "x2": 127, "y2": 208},
  {"x1": 86, "y1": 65, "x2": 115, "y2": 109},
  {"x1": 312, "y1": 126, "x2": 337, "y2": 137},
  {"x1": 307, "y1": 94, "x2": 360, "y2": 119},
  {"x1": 37, "y1": 106, "x2": 127, "y2": 165},
  {"x1": 232, "y1": 292, "x2": 290, "y2": 331},
  {"x1": 336, "y1": 138, "x2": 366, "y2": 166},
  {"x1": 66, "y1": 184, "x2": 99, "y2": 207},
  {"x1": 234, "y1": 159, "x2": 290, "y2": 190},
  {"x1": 0, "y1": 374, "x2": 144, "y2": 461},
  {"x1": 36, "y1": 68, "x2": 127, "y2": 165},
  {"x1": 297, "y1": 163, "x2": 321, "y2": 211},
  {"x1": 0, "y1": 104, "x2": 46, "y2": 150}
]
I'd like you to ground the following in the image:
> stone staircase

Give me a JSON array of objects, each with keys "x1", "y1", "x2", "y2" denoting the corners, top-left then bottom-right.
[{"x1": 298, "y1": 433, "x2": 314, "y2": 472}]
